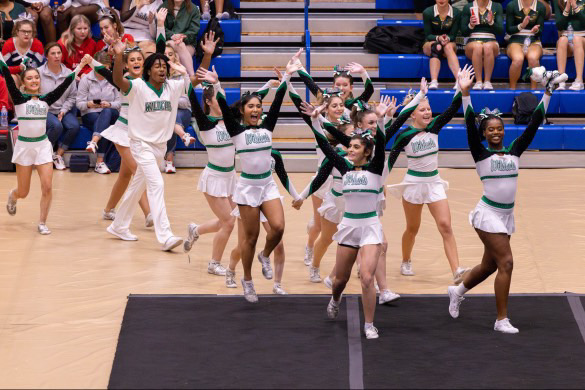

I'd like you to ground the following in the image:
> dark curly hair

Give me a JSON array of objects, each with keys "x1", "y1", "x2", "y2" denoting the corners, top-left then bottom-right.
[{"x1": 142, "y1": 53, "x2": 170, "y2": 82}]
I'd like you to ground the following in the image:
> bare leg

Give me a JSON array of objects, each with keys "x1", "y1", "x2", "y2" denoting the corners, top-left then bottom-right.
[
  {"x1": 331, "y1": 245, "x2": 359, "y2": 301},
  {"x1": 401, "y1": 198, "x2": 423, "y2": 263},
  {"x1": 229, "y1": 218, "x2": 245, "y2": 271},
  {"x1": 237, "y1": 205, "x2": 261, "y2": 281},
  {"x1": 13, "y1": 164, "x2": 33, "y2": 201},
  {"x1": 427, "y1": 199, "x2": 460, "y2": 273},
  {"x1": 444, "y1": 43, "x2": 461, "y2": 78},
  {"x1": 507, "y1": 43, "x2": 525, "y2": 89},
  {"x1": 483, "y1": 42, "x2": 498, "y2": 84},
  {"x1": 259, "y1": 198, "x2": 285, "y2": 258},
  {"x1": 306, "y1": 195, "x2": 323, "y2": 252},
  {"x1": 200, "y1": 194, "x2": 236, "y2": 262},
  {"x1": 526, "y1": 44, "x2": 543, "y2": 89},
  {"x1": 557, "y1": 36, "x2": 569, "y2": 74},
  {"x1": 359, "y1": 244, "x2": 382, "y2": 323},
  {"x1": 312, "y1": 217, "x2": 338, "y2": 268},
  {"x1": 169, "y1": 41, "x2": 196, "y2": 76},
  {"x1": 263, "y1": 221, "x2": 285, "y2": 284},
  {"x1": 374, "y1": 233, "x2": 388, "y2": 291},
  {"x1": 466, "y1": 42, "x2": 484, "y2": 83},
  {"x1": 574, "y1": 36, "x2": 585, "y2": 82},
  {"x1": 36, "y1": 163, "x2": 53, "y2": 224}
]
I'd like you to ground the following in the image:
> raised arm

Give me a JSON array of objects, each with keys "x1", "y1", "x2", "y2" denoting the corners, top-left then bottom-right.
[
  {"x1": 262, "y1": 72, "x2": 291, "y2": 132},
  {"x1": 271, "y1": 149, "x2": 300, "y2": 200},
  {"x1": 188, "y1": 85, "x2": 215, "y2": 131},
  {"x1": 288, "y1": 80, "x2": 314, "y2": 127},
  {"x1": 0, "y1": 57, "x2": 27, "y2": 105},
  {"x1": 310, "y1": 116, "x2": 352, "y2": 175},
  {"x1": 112, "y1": 39, "x2": 131, "y2": 94},
  {"x1": 321, "y1": 117, "x2": 351, "y2": 147},
  {"x1": 385, "y1": 86, "x2": 426, "y2": 140},
  {"x1": 509, "y1": 93, "x2": 550, "y2": 157},
  {"x1": 298, "y1": 158, "x2": 335, "y2": 200},
  {"x1": 298, "y1": 67, "x2": 323, "y2": 98},
  {"x1": 344, "y1": 63, "x2": 374, "y2": 108},
  {"x1": 462, "y1": 94, "x2": 488, "y2": 163},
  {"x1": 155, "y1": 15, "x2": 167, "y2": 55},
  {"x1": 89, "y1": 57, "x2": 116, "y2": 88},
  {"x1": 427, "y1": 86, "x2": 462, "y2": 134},
  {"x1": 366, "y1": 125, "x2": 386, "y2": 176},
  {"x1": 41, "y1": 59, "x2": 87, "y2": 106}
]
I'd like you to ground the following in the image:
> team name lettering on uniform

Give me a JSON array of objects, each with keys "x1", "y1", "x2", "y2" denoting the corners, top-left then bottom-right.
[
  {"x1": 491, "y1": 159, "x2": 517, "y2": 172},
  {"x1": 411, "y1": 138, "x2": 436, "y2": 154},
  {"x1": 216, "y1": 130, "x2": 230, "y2": 143},
  {"x1": 145, "y1": 100, "x2": 172, "y2": 113},
  {"x1": 245, "y1": 132, "x2": 270, "y2": 145},
  {"x1": 26, "y1": 104, "x2": 47, "y2": 116},
  {"x1": 344, "y1": 174, "x2": 368, "y2": 186}
]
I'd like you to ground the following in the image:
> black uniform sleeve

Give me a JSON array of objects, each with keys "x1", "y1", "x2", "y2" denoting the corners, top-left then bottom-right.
[
  {"x1": 41, "y1": 72, "x2": 77, "y2": 106},
  {"x1": 322, "y1": 120, "x2": 351, "y2": 148},
  {"x1": 310, "y1": 123, "x2": 351, "y2": 175},
  {"x1": 216, "y1": 88, "x2": 245, "y2": 137},
  {"x1": 508, "y1": 98, "x2": 546, "y2": 157},
  {"x1": 428, "y1": 90, "x2": 462, "y2": 134},
  {"x1": 298, "y1": 68, "x2": 323, "y2": 98},
  {"x1": 189, "y1": 87, "x2": 215, "y2": 131},
  {"x1": 366, "y1": 125, "x2": 386, "y2": 175},
  {"x1": 387, "y1": 128, "x2": 418, "y2": 173},
  {"x1": 345, "y1": 76, "x2": 374, "y2": 108},
  {"x1": 262, "y1": 79, "x2": 288, "y2": 132},
  {"x1": 94, "y1": 65, "x2": 117, "y2": 89},
  {"x1": 271, "y1": 149, "x2": 298, "y2": 197},
  {"x1": 0, "y1": 61, "x2": 27, "y2": 105},
  {"x1": 289, "y1": 86, "x2": 314, "y2": 127},
  {"x1": 463, "y1": 97, "x2": 490, "y2": 163}
]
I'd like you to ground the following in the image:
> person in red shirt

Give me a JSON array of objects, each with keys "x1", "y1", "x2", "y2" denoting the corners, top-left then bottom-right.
[
  {"x1": 1, "y1": 18, "x2": 45, "y2": 76},
  {"x1": 95, "y1": 8, "x2": 135, "y2": 53},
  {"x1": 0, "y1": 74, "x2": 14, "y2": 117},
  {"x1": 57, "y1": 14, "x2": 97, "y2": 75}
]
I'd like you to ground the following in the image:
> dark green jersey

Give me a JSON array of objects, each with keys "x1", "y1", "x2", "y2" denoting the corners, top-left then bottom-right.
[
  {"x1": 554, "y1": 0, "x2": 585, "y2": 32},
  {"x1": 422, "y1": 4, "x2": 461, "y2": 43},
  {"x1": 506, "y1": 0, "x2": 547, "y2": 42},
  {"x1": 461, "y1": 1, "x2": 504, "y2": 38}
]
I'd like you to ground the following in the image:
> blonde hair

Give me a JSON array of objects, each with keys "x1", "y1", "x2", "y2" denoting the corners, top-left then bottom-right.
[
  {"x1": 63, "y1": 15, "x2": 92, "y2": 58},
  {"x1": 401, "y1": 92, "x2": 428, "y2": 107},
  {"x1": 94, "y1": 50, "x2": 111, "y2": 68}
]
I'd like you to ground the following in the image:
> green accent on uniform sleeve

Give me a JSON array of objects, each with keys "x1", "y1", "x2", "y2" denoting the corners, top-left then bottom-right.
[
  {"x1": 536, "y1": 101, "x2": 545, "y2": 116},
  {"x1": 426, "y1": 117, "x2": 438, "y2": 131},
  {"x1": 216, "y1": 91, "x2": 226, "y2": 101},
  {"x1": 289, "y1": 91, "x2": 301, "y2": 100},
  {"x1": 464, "y1": 104, "x2": 475, "y2": 120},
  {"x1": 156, "y1": 32, "x2": 165, "y2": 46},
  {"x1": 392, "y1": 128, "x2": 418, "y2": 149},
  {"x1": 95, "y1": 65, "x2": 105, "y2": 73},
  {"x1": 298, "y1": 69, "x2": 311, "y2": 78},
  {"x1": 276, "y1": 80, "x2": 287, "y2": 93},
  {"x1": 122, "y1": 80, "x2": 133, "y2": 96},
  {"x1": 257, "y1": 88, "x2": 269, "y2": 99},
  {"x1": 0, "y1": 61, "x2": 7, "y2": 72},
  {"x1": 364, "y1": 78, "x2": 372, "y2": 88}
]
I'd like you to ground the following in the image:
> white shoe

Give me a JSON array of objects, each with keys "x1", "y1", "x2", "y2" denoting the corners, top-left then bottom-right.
[
  {"x1": 182, "y1": 133, "x2": 195, "y2": 146},
  {"x1": 95, "y1": 162, "x2": 111, "y2": 174},
  {"x1": 473, "y1": 82, "x2": 483, "y2": 90},
  {"x1": 379, "y1": 290, "x2": 400, "y2": 305},
  {"x1": 447, "y1": 285, "x2": 465, "y2": 319},
  {"x1": 309, "y1": 266, "x2": 321, "y2": 283},
  {"x1": 364, "y1": 324, "x2": 379, "y2": 339},
  {"x1": 494, "y1": 318, "x2": 519, "y2": 334},
  {"x1": 400, "y1": 260, "x2": 415, "y2": 276},
  {"x1": 107, "y1": 224, "x2": 138, "y2": 241},
  {"x1": 257, "y1": 251, "x2": 273, "y2": 280},
  {"x1": 37, "y1": 223, "x2": 51, "y2": 235},
  {"x1": 453, "y1": 267, "x2": 471, "y2": 285},
  {"x1": 6, "y1": 189, "x2": 16, "y2": 216},
  {"x1": 162, "y1": 236, "x2": 183, "y2": 251},
  {"x1": 327, "y1": 297, "x2": 340, "y2": 319},
  {"x1": 102, "y1": 209, "x2": 116, "y2": 221},
  {"x1": 183, "y1": 222, "x2": 199, "y2": 253},
  {"x1": 218, "y1": 11, "x2": 230, "y2": 20},
  {"x1": 428, "y1": 80, "x2": 439, "y2": 89},
  {"x1": 241, "y1": 278, "x2": 258, "y2": 303},
  {"x1": 145, "y1": 213, "x2": 153, "y2": 228},
  {"x1": 165, "y1": 160, "x2": 176, "y2": 174},
  {"x1": 557, "y1": 81, "x2": 566, "y2": 90},
  {"x1": 86, "y1": 140, "x2": 97, "y2": 153},
  {"x1": 273, "y1": 283, "x2": 287, "y2": 295},
  {"x1": 303, "y1": 245, "x2": 313, "y2": 266},
  {"x1": 201, "y1": 11, "x2": 211, "y2": 20},
  {"x1": 569, "y1": 81, "x2": 584, "y2": 91},
  {"x1": 225, "y1": 269, "x2": 237, "y2": 288},
  {"x1": 52, "y1": 153, "x2": 66, "y2": 170},
  {"x1": 482, "y1": 81, "x2": 493, "y2": 90},
  {"x1": 208, "y1": 261, "x2": 227, "y2": 276},
  {"x1": 324, "y1": 276, "x2": 333, "y2": 290}
]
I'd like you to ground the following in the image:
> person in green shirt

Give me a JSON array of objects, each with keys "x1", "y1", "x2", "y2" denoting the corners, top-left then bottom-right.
[
  {"x1": 555, "y1": 0, "x2": 585, "y2": 90},
  {"x1": 506, "y1": 0, "x2": 547, "y2": 89},
  {"x1": 159, "y1": 0, "x2": 200, "y2": 77},
  {"x1": 461, "y1": 0, "x2": 504, "y2": 90},
  {"x1": 422, "y1": 0, "x2": 461, "y2": 89}
]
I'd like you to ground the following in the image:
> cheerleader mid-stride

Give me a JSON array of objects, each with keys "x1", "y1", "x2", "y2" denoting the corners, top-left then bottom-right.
[
  {"x1": 448, "y1": 66, "x2": 566, "y2": 334},
  {"x1": 4, "y1": 55, "x2": 91, "y2": 234}
]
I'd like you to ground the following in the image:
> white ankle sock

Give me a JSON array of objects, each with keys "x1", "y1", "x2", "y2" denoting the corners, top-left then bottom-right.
[
  {"x1": 455, "y1": 283, "x2": 469, "y2": 296},
  {"x1": 364, "y1": 322, "x2": 374, "y2": 330}
]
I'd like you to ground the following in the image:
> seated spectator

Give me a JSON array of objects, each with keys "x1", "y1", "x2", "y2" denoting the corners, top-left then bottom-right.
[
  {"x1": 0, "y1": 74, "x2": 14, "y2": 117},
  {"x1": 422, "y1": 0, "x2": 461, "y2": 89},
  {"x1": 58, "y1": 14, "x2": 98, "y2": 74},
  {"x1": 1, "y1": 14, "x2": 44, "y2": 87},
  {"x1": 540, "y1": 0, "x2": 553, "y2": 19},
  {"x1": 159, "y1": 0, "x2": 199, "y2": 76},
  {"x1": 0, "y1": 0, "x2": 26, "y2": 42},
  {"x1": 39, "y1": 42, "x2": 80, "y2": 170},
  {"x1": 56, "y1": 0, "x2": 103, "y2": 37},
  {"x1": 96, "y1": 7, "x2": 134, "y2": 52},
  {"x1": 506, "y1": 0, "x2": 547, "y2": 89},
  {"x1": 163, "y1": 43, "x2": 192, "y2": 173},
  {"x1": 77, "y1": 51, "x2": 121, "y2": 174},
  {"x1": 121, "y1": 0, "x2": 162, "y2": 53},
  {"x1": 21, "y1": 0, "x2": 56, "y2": 43},
  {"x1": 555, "y1": 0, "x2": 585, "y2": 90},
  {"x1": 461, "y1": 0, "x2": 504, "y2": 90}
]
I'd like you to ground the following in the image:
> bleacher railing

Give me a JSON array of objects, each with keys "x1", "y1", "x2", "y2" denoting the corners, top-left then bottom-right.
[{"x1": 304, "y1": 0, "x2": 311, "y2": 102}]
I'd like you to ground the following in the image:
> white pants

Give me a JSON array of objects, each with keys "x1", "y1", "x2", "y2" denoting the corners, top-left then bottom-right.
[{"x1": 112, "y1": 139, "x2": 174, "y2": 244}]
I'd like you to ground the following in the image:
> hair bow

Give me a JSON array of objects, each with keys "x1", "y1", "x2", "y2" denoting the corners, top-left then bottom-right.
[
  {"x1": 322, "y1": 87, "x2": 342, "y2": 99},
  {"x1": 201, "y1": 81, "x2": 213, "y2": 90},
  {"x1": 97, "y1": 7, "x2": 115, "y2": 20},
  {"x1": 333, "y1": 65, "x2": 350, "y2": 77},
  {"x1": 15, "y1": 12, "x2": 35, "y2": 23},
  {"x1": 242, "y1": 90, "x2": 262, "y2": 100},
  {"x1": 477, "y1": 107, "x2": 502, "y2": 122},
  {"x1": 350, "y1": 129, "x2": 374, "y2": 141},
  {"x1": 353, "y1": 99, "x2": 371, "y2": 112},
  {"x1": 123, "y1": 45, "x2": 142, "y2": 55}
]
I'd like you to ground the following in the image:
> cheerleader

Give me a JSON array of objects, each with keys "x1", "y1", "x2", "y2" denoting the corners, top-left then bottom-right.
[
  {"x1": 302, "y1": 103, "x2": 387, "y2": 340},
  {"x1": 4, "y1": 55, "x2": 90, "y2": 234},
  {"x1": 196, "y1": 59, "x2": 301, "y2": 302},
  {"x1": 448, "y1": 66, "x2": 565, "y2": 333},
  {"x1": 386, "y1": 69, "x2": 470, "y2": 284}
]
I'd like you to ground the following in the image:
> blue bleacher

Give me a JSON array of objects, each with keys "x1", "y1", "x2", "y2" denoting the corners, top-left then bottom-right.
[
  {"x1": 379, "y1": 54, "x2": 577, "y2": 80},
  {"x1": 194, "y1": 53, "x2": 241, "y2": 78},
  {"x1": 377, "y1": 19, "x2": 559, "y2": 47},
  {"x1": 199, "y1": 19, "x2": 242, "y2": 43},
  {"x1": 376, "y1": 0, "x2": 512, "y2": 11},
  {"x1": 383, "y1": 124, "x2": 585, "y2": 151}
]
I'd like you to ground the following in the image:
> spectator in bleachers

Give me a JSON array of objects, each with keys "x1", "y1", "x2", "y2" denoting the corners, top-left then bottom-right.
[
  {"x1": 0, "y1": 74, "x2": 14, "y2": 116},
  {"x1": 201, "y1": 0, "x2": 230, "y2": 20},
  {"x1": 422, "y1": 0, "x2": 461, "y2": 89},
  {"x1": 21, "y1": 0, "x2": 56, "y2": 43},
  {"x1": 121, "y1": 0, "x2": 162, "y2": 54},
  {"x1": 39, "y1": 42, "x2": 80, "y2": 170},
  {"x1": 58, "y1": 14, "x2": 98, "y2": 74},
  {"x1": 77, "y1": 50, "x2": 121, "y2": 174},
  {"x1": 162, "y1": 42, "x2": 192, "y2": 173},
  {"x1": 461, "y1": 0, "x2": 504, "y2": 90},
  {"x1": 159, "y1": 0, "x2": 199, "y2": 76},
  {"x1": 0, "y1": 0, "x2": 26, "y2": 42},
  {"x1": 56, "y1": 0, "x2": 103, "y2": 37},
  {"x1": 540, "y1": 0, "x2": 553, "y2": 19},
  {"x1": 96, "y1": 7, "x2": 134, "y2": 52},
  {"x1": 554, "y1": 0, "x2": 585, "y2": 90},
  {"x1": 506, "y1": 0, "x2": 547, "y2": 89},
  {"x1": 1, "y1": 15, "x2": 45, "y2": 86}
]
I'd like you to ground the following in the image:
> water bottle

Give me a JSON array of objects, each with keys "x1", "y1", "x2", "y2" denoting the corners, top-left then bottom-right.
[
  {"x1": 568, "y1": 25, "x2": 574, "y2": 45},
  {"x1": 1, "y1": 106, "x2": 8, "y2": 130},
  {"x1": 53, "y1": 0, "x2": 59, "y2": 25},
  {"x1": 522, "y1": 36, "x2": 530, "y2": 54}
]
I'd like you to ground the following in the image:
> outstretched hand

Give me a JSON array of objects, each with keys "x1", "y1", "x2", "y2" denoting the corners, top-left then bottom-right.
[
  {"x1": 285, "y1": 58, "x2": 303, "y2": 75},
  {"x1": 345, "y1": 62, "x2": 365, "y2": 75},
  {"x1": 385, "y1": 96, "x2": 397, "y2": 118},
  {"x1": 200, "y1": 30, "x2": 220, "y2": 55},
  {"x1": 196, "y1": 66, "x2": 219, "y2": 84},
  {"x1": 169, "y1": 61, "x2": 187, "y2": 75},
  {"x1": 375, "y1": 95, "x2": 392, "y2": 118},
  {"x1": 156, "y1": 8, "x2": 167, "y2": 27},
  {"x1": 292, "y1": 198, "x2": 303, "y2": 210},
  {"x1": 300, "y1": 101, "x2": 324, "y2": 119},
  {"x1": 290, "y1": 48, "x2": 303, "y2": 68},
  {"x1": 457, "y1": 64, "x2": 475, "y2": 93},
  {"x1": 420, "y1": 77, "x2": 428, "y2": 95}
]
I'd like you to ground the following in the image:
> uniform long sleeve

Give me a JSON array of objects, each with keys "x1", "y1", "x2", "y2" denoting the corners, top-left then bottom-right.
[
  {"x1": 299, "y1": 158, "x2": 335, "y2": 199},
  {"x1": 41, "y1": 64, "x2": 83, "y2": 106},
  {"x1": 189, "y1": 87, "x2": 215, "y2": 131},
  {"x1": 297, "y1": 67, "x2": 322, "y2": 98},
  {"x1": 428, "y1": 88, "x2": 462, "y2": 134},
  {"x1": 509, "y1": 94, "x2": 549, "y2": 157},
  {"x1": 214, "y1": 81, "x2": 244, "y2": 137},
  {"x1": 310, "y1": 117, "x2": 351, "y2": 175},
  {"x1": 0, "y1": 57, "x2": 26, "y2": 105},
  {"x1": 271, "y1": 149, "x2": 300, "y2": 200},
  {"x1": 463, "y1": 95, "x2": 487, "y2": 163},
  {"x1": 385, "y1": 91, "x2": 424, "y2": 141},
  {"x1": 262, "y1": 73, "x2": 290, "y2": 132}
]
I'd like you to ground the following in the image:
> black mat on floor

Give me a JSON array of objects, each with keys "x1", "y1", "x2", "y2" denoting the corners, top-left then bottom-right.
[
  {"x1": 361, "y1": 296, "x2": 585, "y2": 389},
  {"x1": 108, "y1": 296, "x2": 349, "y2": 389}
]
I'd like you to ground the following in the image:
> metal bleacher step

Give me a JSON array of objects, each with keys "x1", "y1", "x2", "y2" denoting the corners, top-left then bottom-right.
[
  {"x1": 241, "y1": 12, "x2": 381, "y2": 43},
  {"x1": 240, "y1": 47, "x2": 379, "y2": 78}
]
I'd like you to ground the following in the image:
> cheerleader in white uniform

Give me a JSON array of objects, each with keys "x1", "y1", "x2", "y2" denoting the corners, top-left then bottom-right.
[
  {"x1": 447, "y1": 66, "x2": 565, "y2": 334},
  {"x1": 4, "y1": 56, "x2": 89, "y2": 234},
  {"x1": 386, "y1": 72, "x2": 470, "y2": 284},
  {"x1": 197, "y1": 60, "x2": 301, "y2": 302}
]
